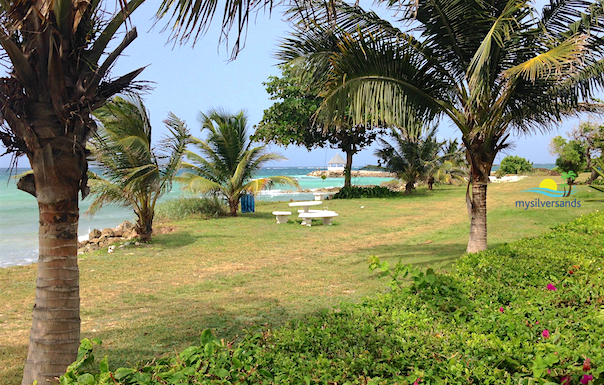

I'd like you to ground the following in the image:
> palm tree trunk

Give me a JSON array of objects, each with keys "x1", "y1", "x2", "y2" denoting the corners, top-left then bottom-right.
[
  {"x1": 21, "y1": 147, "x2": 82, "y2": 385},
  {"x1": 136, "y1": 206, "x2": 154, "y2": 242},
  {"x1": 467, "y1": 181, "x2": 488, "y2": 253},
  {"x1": 229, "y1": 198, "x2": 239, "y2": 216},
  {"x1": 405, "y1": 180, "x2": 415, "y2": 194},
  {"x1": 344, "y1": 150, "x2": 353, "y2": 188}
]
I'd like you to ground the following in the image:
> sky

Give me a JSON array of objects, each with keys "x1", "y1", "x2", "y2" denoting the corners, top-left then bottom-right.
[{"x1": 0, "y1": 0, "x2": 599, "y2": 169}]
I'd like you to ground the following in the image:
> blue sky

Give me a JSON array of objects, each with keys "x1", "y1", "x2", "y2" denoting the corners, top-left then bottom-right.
[{"x1": 0, "y1": 0, "x2": 597, "y2": 169}]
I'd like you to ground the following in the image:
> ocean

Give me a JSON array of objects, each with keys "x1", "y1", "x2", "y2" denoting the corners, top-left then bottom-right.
[{"x1": 0, "y1": 167, "x2": 393, "y2": 268}]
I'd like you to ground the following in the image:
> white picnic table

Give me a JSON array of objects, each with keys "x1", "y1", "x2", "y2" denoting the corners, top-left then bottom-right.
[{"x1": 288, "y1": 200, "x2": 322, "y2": 212}]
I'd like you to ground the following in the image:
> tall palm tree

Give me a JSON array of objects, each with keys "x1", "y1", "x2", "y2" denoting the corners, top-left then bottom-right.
[
  {"x1": 88, "y1": 95, "x2": 189, "y2": 241},
  {"x1": 178, "y1": 109, "x2": 299, "y2": 216},
  {"x1": 0, "y1": 0, "x2": 145, "y2": 382},
  {"x1": 282, "y1": 0, "x2": 604, "y2": 252}
]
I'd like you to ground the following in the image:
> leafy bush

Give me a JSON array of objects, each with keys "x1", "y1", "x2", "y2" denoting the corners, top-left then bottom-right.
[
  {"x1": 496, "y1": 155, "x2": 533, "y2": 176},
  {"x1": 155, "y1": 197, "x2": 227, "y2": 221},
  {"x1": 61, "y1": 212, "x2": 604, "y2": 384},
  {"x1": 333, "y1": 185, "x2": 400, "y2": 199}
]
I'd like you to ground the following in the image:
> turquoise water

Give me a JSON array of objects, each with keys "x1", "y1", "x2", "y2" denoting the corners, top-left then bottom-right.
[{"x1": 0, "y1": 167, "x2": 393, "y2": 267}]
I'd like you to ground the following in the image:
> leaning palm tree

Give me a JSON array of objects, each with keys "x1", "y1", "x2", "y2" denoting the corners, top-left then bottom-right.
[
  {"x1": 178, "y1": 109, "x2": 299, "y2": 216},
  {"x1": 282, "y1": 0, "x2": 604, "y2": 252},
  {"x1": 0, "y1": 0, "x2": 145, "y2": 382},
  {"x1": 88, "y1": 95, "x2": 189, "y2": 241}
]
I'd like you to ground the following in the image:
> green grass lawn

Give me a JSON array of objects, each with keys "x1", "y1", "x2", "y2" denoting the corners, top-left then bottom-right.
[{"x1": 0, "y1": 175, "x2": 600, "y2": 384}]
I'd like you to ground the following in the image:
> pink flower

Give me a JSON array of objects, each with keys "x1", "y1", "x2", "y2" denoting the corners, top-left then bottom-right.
[
  {"x1": 542, "y1": 329, "x2": 550, "y2": 339},
  {"x1": 499, "y1": 307, "x2": 504, "y2": 313},
  {"x1": 536, "y1": 321, "x2": 539, "y2": 324},
  {"x1": 581, "y1": 374, "x2": 593, "y2": 384},
  {"x1": 547, "y1": 283, "x2": 557, "y2": 291},
  {"x1": 561, "y1": 377, "x2": 571, "y2": 385}
]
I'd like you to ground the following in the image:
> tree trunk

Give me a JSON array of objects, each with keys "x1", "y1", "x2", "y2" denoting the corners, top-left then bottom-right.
[
  {"x1": 344, "y1": 151, "x2": 353, "y2": 188},
  {"x1": 135, "y1": 206, "x2": 153, "y2": 242},
  {"x1": 21, "y1": 144, "x2": 83, "y2": 385},
  {"x1": 467, "y1": 182, "x2": 488, "y2": 253},
  {"x1": 405, "y1": 180, "x2": 415, "y2": 194},
  {"x1": 587, "y1": 168, "x2": 599, "y2": 184},
  {"x1": 229, "y1": 198, "x2": 238, "y2": 217}
]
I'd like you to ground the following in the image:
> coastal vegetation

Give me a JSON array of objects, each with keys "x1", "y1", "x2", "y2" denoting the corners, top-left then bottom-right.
[
  {"x1": 1, "y1": 0, "x2": 604, "y2": 383},
  {"x1": 177, "y1": 109, "x2": 299, "y2": 216},
  {"x1": 0, "y1": 177, "x2": 601, "y2": 384},
  {"x1": 280, "y1": 0, "x2": 604, "y2": 253},
  {"x1": 496, "y1": 155, "x2": 534, "y2": 176},
  {"x1": 88, "y1": 95, "x2": 189, "y2": 241},
  {"x1": 371, "y1": 123, "x2": 452, "y2": 194}
]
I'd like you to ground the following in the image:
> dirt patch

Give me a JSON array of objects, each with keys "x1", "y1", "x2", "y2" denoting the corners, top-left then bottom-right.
[{"x1": 154, "y1": 225, "x2": 177, "y2": 235}]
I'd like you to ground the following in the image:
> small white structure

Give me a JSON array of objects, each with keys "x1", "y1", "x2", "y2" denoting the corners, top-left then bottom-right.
[{"x1": 327, "y1": 154, "x2": 346, "y2": 171}]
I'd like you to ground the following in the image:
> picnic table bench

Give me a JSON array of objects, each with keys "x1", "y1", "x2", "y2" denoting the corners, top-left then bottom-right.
[{"x1": 298, "y1": 211, "x2": 338, "y2": 226}]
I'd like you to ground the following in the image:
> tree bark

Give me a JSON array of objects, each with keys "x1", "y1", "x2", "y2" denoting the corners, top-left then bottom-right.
[
  {"x1": 344, "y1": 151, "x2": 353, "y2": 188},
  {"x1": 21, "y1": 144, "x2": 83, "y2": 385},
  {"x1": 467, "y1": 182, "x2": 488, "y2": 253}
]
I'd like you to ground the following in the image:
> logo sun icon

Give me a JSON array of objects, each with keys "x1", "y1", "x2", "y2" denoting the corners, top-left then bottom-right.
[{"x1": 538, "y1": 179, "x2": 557, "y2": 191}]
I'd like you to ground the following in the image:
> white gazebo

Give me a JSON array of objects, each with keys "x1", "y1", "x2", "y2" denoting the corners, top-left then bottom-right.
[{"x1": 327, "y1": 154, "x2": 346, "y2": 171}]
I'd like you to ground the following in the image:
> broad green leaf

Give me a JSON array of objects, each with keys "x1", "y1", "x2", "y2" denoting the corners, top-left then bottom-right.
[
  {"x1": 114, "y1": 368, "x2": 136, "y2": 380},
  {"x1": 200, "y1": 329, "x2": 214, "y2": 345},
  {"x1": 99, "y1": 356, "x2": 109, "y2": 373},
  {"x1": 76, "y1": 373, "x2": 95, "y2": 385}
]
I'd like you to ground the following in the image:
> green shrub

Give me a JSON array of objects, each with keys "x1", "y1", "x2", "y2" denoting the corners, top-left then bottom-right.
[
  {"x1": 496, "y1": 155, "x2": 533, "y2": 176},
  {"x1": 61, "y1": 212, "x2": 604, "y2": 385},
  {"x1": 155, "y1": 196, "x2": 227, "y2": 221},
  {"x1": 333, "y1": 185, "x2": 400, "y2": 199}
]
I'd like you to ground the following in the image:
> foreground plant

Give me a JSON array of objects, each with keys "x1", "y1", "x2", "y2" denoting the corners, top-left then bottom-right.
[
  {"x1": 88, "y1": 95, "x2": 189, "y2": 241},
  {"x1": 178, "y1": 109, "x2": 299, "y2": 216}
]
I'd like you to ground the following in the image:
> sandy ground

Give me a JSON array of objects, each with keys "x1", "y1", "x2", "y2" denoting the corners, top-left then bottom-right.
[{"x1": 489, "y1": 175, "x2": 528, "y2": 183}]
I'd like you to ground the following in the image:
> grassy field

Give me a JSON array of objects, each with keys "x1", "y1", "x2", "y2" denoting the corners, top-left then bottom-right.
[{"x1": 0, "y1": 175, "x2": 601, "y2": 384}]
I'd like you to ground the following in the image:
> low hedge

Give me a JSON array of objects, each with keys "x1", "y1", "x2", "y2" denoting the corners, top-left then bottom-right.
[
  {"x1": 333, "y1": 186, "x2": 400, "y2": 199},
  {"x1": 61, "y1": 212, "x2": 604, "y2": 384}
]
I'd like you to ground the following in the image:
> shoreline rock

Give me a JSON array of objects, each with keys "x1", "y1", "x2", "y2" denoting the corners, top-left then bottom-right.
[
  {"x1": 307, "y1": 170, "x2": 396, "y2": 178},
  {"x1": 78, "y1": 221, "x2": 138, "y2": 254}
]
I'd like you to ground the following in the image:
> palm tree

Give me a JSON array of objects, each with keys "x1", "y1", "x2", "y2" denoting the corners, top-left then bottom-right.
[
  {"x1": 374, "y1": 124, "x2": 445, "y2": 194},
  {"x1": 282, "y1": 0, "x2": 604, "y2": 252},
  {"x1": 0, "y1": 0, "x2": 145, "y2": 382},
  {"x1": 88, "y1": 95, "x2": 189, "y2": 241},
  {"x1": 430, "y1": 140, "x2": 468, "y2": 188},
  {"x1": 178, "y1": 109, "x2": 299, "y2": 216}
]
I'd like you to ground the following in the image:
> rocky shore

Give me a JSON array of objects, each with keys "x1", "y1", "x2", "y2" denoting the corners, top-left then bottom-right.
[
  {"x1": 307, "y1": 170, "x2": 396, "y2": 178},
  {"x1": 78, "y1": 221, "x2": 139, "y2": 254}
]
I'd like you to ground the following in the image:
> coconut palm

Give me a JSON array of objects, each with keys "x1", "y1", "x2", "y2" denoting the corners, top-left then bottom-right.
[
  {"x1": 88, "y1": 95, "x2": 189, "y2": 241},
  {"x1": 178, "y1": 109, "x2": 299, "y2": 216},
  {"x1": 0, "y1": 0, "x2": 146, "y2": 382},
  {"x1": 430, "y1": 140, "x2": 468, "y2": 187},
  {"x1": 282, "y1": 0, "x2": 604, "y2": 252},
  {"x1": 374, "y1": 124, "x2": 446, "y2": 193}
]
